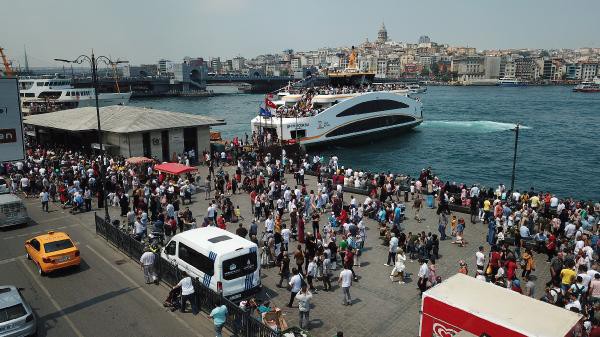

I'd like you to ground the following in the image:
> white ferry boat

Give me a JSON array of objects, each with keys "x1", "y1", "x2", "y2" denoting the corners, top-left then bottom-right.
[
  {"x1": 407, "y1": 84, "x2": 427, "y2": 94},
  {"x1": 573, "y1": 77, "x2": 600, "y2": 93},
  {"x1": 18, "y1": 77, "x2": 131, "y2": 114},
  {"x1": 250, "y1": 71, "x2": 423, "y2": 148},
  {"x1": 496, "y1": 76, "x2": 527, "y2": 87}
]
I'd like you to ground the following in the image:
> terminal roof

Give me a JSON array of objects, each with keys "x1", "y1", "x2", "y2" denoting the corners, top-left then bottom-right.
[{"x1": 23, "y1": 105, "x2": 226, "y2": 133}]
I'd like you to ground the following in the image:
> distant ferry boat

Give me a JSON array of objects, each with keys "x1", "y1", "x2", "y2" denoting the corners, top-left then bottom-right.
[
  {"x1": 407, "y1": 84, "x2": 427, "y2": 94},
  {"x1": 573, "y1": 78, "x2": 600, "y2": 93},
  {"x1": 497, "y1": 76, "x2": 527, "y2": 87},
  {"x1": 18, "y1": 77, "x2": 131, "y2": 114}
]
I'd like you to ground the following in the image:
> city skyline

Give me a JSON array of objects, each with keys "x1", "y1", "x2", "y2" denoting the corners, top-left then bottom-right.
[{"x1": 3, "y1": 0, "x2": 600, "y2": 67}]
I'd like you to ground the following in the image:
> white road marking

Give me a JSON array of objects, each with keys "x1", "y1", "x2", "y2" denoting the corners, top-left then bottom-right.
[
  {"x1": 0, "y1": 256, "x2": 24, "y2": 265},
  {"x1": 3, "y1": 224, "x2": 77, "y2": 240},
  {"x1": 19, "y1": 259, "x2": 85, "y2": 337},
  {"x1": 85, "y1": 245, "x2": 204, "y2": 337}
]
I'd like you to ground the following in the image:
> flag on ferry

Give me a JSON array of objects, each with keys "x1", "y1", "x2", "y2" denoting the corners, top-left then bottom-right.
[
  {"x1": 265, "y1": 98, "x2": 277, "y2": 109},
  {"x1": 259, "y1": 107, "x2": 272, "y2": 117}
]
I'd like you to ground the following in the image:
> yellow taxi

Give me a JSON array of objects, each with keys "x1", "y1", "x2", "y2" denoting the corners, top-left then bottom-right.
[{"x1": 24, "y1": 231, "x2": 80, "y2": 276}]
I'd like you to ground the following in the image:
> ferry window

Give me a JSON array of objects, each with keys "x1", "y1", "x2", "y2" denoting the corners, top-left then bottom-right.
[
  {"x1": 25, "y1": 93, "x2": 35, "y2": 97},
  {"x1": 222, "y1": 253, "x2": 257, "y2": 280},
  {"x1": 325, "y1": 115, "x2": 415, "y2": 138},
  {"x1": 178, "y1": 242, "x2": 214, "y2": 276},
  {"x1": 44, "y1": 82, "x2": 49, "y2": 86},
  {"x1": 66, "y1": 92, "x2": 70, "y2": 96},
  {"x1": 336, "y1": 99, "x2": 409, "y2": 117},
  {"x1": 37, "y1": 83, "x2": 43, "y2": 87},
  {"x1": 290, "y1": 130, "x2": 306, "y2": 139}
]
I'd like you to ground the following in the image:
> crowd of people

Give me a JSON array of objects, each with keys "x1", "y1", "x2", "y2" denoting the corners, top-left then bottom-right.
[{"x1": 4, "y1": 136, "x2": 600, "y2": 335}]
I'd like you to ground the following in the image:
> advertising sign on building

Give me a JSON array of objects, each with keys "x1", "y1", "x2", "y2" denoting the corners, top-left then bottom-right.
[{"x1": 0, "y1": 78, "x2": 25, "y2": 162}]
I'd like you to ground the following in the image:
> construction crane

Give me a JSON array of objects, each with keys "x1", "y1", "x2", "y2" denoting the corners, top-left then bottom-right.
[{"x1": 0, "y1": 47, "x2": 15, "y2": 77}]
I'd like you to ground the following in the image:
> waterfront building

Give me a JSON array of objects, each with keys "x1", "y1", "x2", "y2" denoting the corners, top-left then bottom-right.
[
  {"x1": 210, "y1": 57, "x2": 222, "y2": 74},
  {"x1": 514, "y1": 57, "x2": 537, "y2": 82},
  {"x1": 484, "y1": 56, "x2": 501, "y2": 79},
  {"x1": 580, "y1": 62, "x2": 599, "y2": 80},
  {"x1": 232, "y1": 57, "x2": 245, "y2": 72},
  {"x1": 452, "y1": 56, "x2": 485, "y2": 83},
  {"x1": 23, "y1": 106, "x2": 225, "y2": 161}
]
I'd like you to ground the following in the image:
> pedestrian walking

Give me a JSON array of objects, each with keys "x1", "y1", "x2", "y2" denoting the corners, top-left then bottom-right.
[
  {"x1": 277, "y1": 255, "x2": 291, "y2": 288},
  {"x1": 390, "y1": 248, "x2": 407, "y2": 284},
  {"x1": 173, "y1": 272, "x2": 198, "y2": 315},
  {"x1": 338, "y1": 265, "x2": 353, "y2": 305},
  {"x1": 385, "y1": 233, "x2": 398, "y2": 266},
  {"x1": 413, "y1": 196, "x2": 423, "y2": 223},
  {"x1": 39, "y1": 189, "x2": 49, "y2": 212},
  {"x1": 139, "y1": 250, "x2": 157, "y2": 284},
  {"x1": 307, "y1": 257, "x2": 318, "y2": 292},
  {"x1": 288, "y1": 268, "x2": 302, "y2": 308},
  {"x1": 209, "y1": 304, "x2": 228, "y2": 337},
  {"x1": 296, "y1": 285, "x2": 313, "y2": 330},
  {"x1": 322, "y1": 255, "x2": 333, "y2": 291}
]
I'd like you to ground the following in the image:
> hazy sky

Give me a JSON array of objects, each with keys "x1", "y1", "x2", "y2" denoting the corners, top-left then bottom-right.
[{"x1": 3, "y1": 0, "x2": 599, "y2": 67}]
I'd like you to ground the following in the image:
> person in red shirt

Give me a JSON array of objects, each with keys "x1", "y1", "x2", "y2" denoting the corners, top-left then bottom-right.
[
  {"x1": 489, "y1": 246, "x2": 501, "y2": 277},
  {"x1": 250, "y1": 190, "x2": 257, "y2": 214},
  {"x1": 216, "y1": 214, "x2": 226, "y2": 230},
  {"x1": 505, "y1": 257, "x2": 517, "y2": 288},
  {"x1": 337, "y1": 209, "x2": 348, "y2": 226}
]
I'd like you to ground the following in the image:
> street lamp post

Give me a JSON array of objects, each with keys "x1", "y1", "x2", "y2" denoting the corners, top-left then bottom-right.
[
  {"x1": 54, "y1": 52, "x2": 128, "y2": 223},
  {"x1": 510, "y1": 123, "x2": 520, "y2": 194}
]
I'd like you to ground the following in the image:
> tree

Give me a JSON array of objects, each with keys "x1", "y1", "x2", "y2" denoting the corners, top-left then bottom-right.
[
  {"x1": 421, "y1": 68, "x2": 430, "y2": 76},
  {"x1": 430, "y1": 63, "x2": 440, "y2": 76}
]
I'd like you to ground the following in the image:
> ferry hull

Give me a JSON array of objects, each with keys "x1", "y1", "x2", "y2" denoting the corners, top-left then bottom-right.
[{"x1": 301, "y1": 119, "x2": 423, "y2": 149}]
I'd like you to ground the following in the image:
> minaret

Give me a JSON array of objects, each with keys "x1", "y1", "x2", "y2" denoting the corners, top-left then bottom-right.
[{"x1": 23, "y1": 45, "x2": 29, "y2": 73}]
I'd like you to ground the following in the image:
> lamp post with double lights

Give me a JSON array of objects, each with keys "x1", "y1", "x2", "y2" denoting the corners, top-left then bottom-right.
[
  {"x1": 54, "y1": 52, "x2": 128, "y2": 223},
  {"x1": 510, "y1": 123, "x2": 520, "y2": 194}
]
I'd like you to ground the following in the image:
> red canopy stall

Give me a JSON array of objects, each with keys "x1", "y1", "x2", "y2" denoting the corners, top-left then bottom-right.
[{"x1": 154, "y1": 163, "x2": 197, "y2": 176}]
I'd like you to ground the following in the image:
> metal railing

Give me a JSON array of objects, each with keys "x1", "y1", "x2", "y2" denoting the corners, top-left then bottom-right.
[{"x1": 94, "y1": 214, "x2": 280, "y2": 337}]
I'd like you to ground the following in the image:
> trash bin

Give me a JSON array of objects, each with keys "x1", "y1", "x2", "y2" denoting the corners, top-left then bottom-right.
[
  {"x1": 426, "y1": 195, "x2": 434, "y2": 209},
  {"x1": 404, "y1": 190, "x2": 409, "y2": 202}
]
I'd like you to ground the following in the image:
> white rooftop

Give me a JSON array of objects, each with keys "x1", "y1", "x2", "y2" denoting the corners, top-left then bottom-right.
[
  {"x1": 23, "y1": 105, "x2": 225, "y2": 133},
  {"x1": 424, "y1": 273, "x2": 582, "y2": 337}
]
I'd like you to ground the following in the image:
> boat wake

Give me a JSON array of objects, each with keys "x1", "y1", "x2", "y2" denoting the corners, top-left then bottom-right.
[{"x1": 421, "y1": 120, "x2": 531, "y2": 133}]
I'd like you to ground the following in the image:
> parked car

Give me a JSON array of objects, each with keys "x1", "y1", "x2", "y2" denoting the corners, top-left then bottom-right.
[
  {"x1": 0, "y1": 285, "x2": 37, "y2": 337},
  {"x1": 0, "y1": 177, "x2": 9, "y2": 194},
  {"x1": 0, "y1": 194, "x2": 29, "y2": 228}
]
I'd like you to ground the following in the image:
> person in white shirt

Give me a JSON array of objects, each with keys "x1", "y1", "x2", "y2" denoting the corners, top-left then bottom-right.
[
  {"x1": 564, "y1": 222, "x2": 577, "y2": 239},
  {"x1": 295, "y1": 285, "x2": 313, "y2": 329},
  {"x1": 550, "y1": 195, "x2": 559, "y2": 209},
  {"x1": 417, "y1": 259, "x2": 430, "y2": 294},
  {"x1": 288, "y1": 268, "x2": 303, "y2": 307},
  {"x1": 265, "y1": 215, "x2": 275, "y2": 233},
  {"x1": 475, "y1": 246, "x2": 486, "y2": 273},
  {"x1": 173, "y1": 272, "x2": 198, "y2": 314},
  {"x1": 338, "y1": 267, "x2": 353, "y2": 305},
  {"x1": 139, "y1": 250, "x2": 157, "y2": 284},
  {"x1": 281, "y1": 224, "x2": 291, "y2": 251},
  {"x1": 39, "y1": 190, "x2": 49, "y2": 212},
  {"x1": 386, "y1": 234, "x2": 399, "y2": 266},
  {"x1": 390, "y1": 248, "x2": 407, "y2": 284}
]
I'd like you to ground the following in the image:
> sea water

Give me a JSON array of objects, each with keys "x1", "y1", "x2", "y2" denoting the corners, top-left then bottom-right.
[{"x1": 130, "y1": 86, "x2": 600, "y2": 200}]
